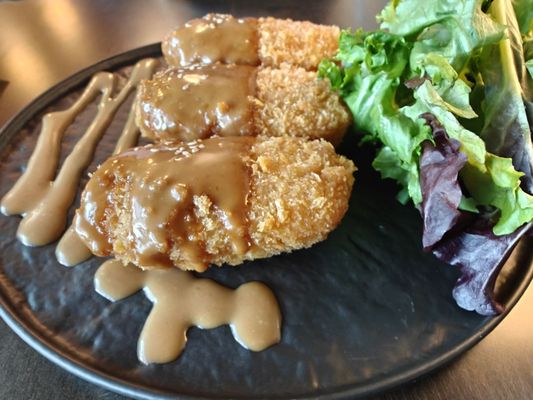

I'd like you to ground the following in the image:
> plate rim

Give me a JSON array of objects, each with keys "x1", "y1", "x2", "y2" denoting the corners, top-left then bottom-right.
[{"x1": 0, "y1": 44, "x2": 532, "y2": 400}]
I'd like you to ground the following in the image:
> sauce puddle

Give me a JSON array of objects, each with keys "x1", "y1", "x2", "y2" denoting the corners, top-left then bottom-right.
[{"x1": 95, "y1": 259, "x2": 281, "y2": 364}]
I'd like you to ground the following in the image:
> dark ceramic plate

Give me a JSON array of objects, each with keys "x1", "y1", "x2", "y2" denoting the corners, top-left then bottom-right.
[{"x1": 0, "y1": 43, "x2": 532, "y2": 400}]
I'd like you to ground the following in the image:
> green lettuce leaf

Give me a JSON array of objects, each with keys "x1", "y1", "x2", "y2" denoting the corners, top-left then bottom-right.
[
  {"x1": 412, "y1": 80, "x2": 533, "y2": 234},
  {"x1": 525, "y1": 30, "x2": 533, "y2": 79},
  {"x1": 512, "y1": 0, "x2": 533, "y2": 35},
  {"x1": 475, "y1": 0, "x2": 533, "y2": 192},
  {"x1": 319, "y1": 0, "x2": 533, "y2": 315},
  {"x1": 414, "y1": 53, "x2": 478, "y2": 118},
  {"x1": 380, "y1": 0, "x2": 505, "y2": 71},
  {"x1": 319, "y1": 30, "x2": 430, "y2": 204}
]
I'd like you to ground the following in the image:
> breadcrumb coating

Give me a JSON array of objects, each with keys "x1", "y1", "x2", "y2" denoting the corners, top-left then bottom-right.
[
  {"x1": 258, "y1": 17, "x2": 340, "y2": 70},
  {"x1": 79, "y1": 136, "x2": 355, "y2": 271},
  {"x1": 254, "y1": 64, "x2": 350, "y2": 146},
  {"x1": 247, "y1": 136, "x2": 355, "y2": 257}
]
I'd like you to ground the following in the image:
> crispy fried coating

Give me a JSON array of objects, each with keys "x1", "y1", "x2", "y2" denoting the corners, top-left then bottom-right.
[
  {"x1": 135, "y1": 64, "x2": 350, "y2": 145},
  {"x1": 76, "y1": 136, "x2": 355, "y2": 271},
  {"x1": 254, "y1": 64, "x2": 350, "y2": 146},
  {"x1": 246, "y1": 136, "x2": 355, "y2": 257},
  {"x1": 257, "y1": 17, "x2": 339, "y2": 71}
]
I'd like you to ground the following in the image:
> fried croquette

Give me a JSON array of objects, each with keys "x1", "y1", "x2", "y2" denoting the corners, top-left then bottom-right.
[
  {"x1": 162, "y1": 14, "x2": 339, "y2": 71},
  {"x1": 75, "y1": 136, "x2": 355, "y2": 272},
  {"x1": 135, "y1": 64, "x2": 351, "y2": 145}
]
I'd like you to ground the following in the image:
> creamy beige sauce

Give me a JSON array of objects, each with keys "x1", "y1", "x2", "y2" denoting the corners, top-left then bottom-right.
[
  {"x1": 1, "y1": 58, "x2": 158, "y2": 249},
  {"x1": 76, "y1": 137, "x2": 254, "y2": 271},
  {"x1": 138, "y1": 64, "x2": 257, "y2": 142},
  {"x1": 55, "y1": 225, "x2": 92, "y2": 266},
  {"x1": 95, "y1": 258, "x2": 281, "y2": 364},
  {"x1": 162, "y1": 14, "x2": 259, "y2": 67},
  {"x1": 56, "y1": 91, "x2": 146, "y2": 267}
]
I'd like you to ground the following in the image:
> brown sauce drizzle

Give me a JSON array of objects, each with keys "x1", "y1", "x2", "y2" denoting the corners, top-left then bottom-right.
[
  {"x1": 55, "y1": 226, "x2": 92, "y2": 267},
  {"x1": 137, "y1": 64, "x2": 257, "y2": 142},
  {"x1": 1, "y1": 58, "x2": 158, "y2": 250},
  {"x1": 76, "y1": 136, "x2": 254, "y2": 271},
  {"x1": 95, "y1": 258, "x2": 281, "y2": 364},
  {"x1": 56, "y1": 93, "x2": 145, "y2": 267},
  {"x1": 162, "y1": 14, "x2": 259, "y2": 67}
]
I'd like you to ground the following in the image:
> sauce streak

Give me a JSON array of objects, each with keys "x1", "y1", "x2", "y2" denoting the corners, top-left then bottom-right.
[
  {"x1": 137, "y1": 64, "x2": 257, "y2": 142},
  {"x1": 1, "y1": 58, "x2": 158, "y2": 250},
  {"x1": 95, "y1": 259, "x2": 281, "y2": 364},
  {"x1": 162, "y1": 14, "x2": 259, "y2": 67},
  {"x1": 76, "y1": 137, "x2": 254, "y2": 271},
  {"x1": 56, "y1": 92, "x2": 146, "y2": 267}
]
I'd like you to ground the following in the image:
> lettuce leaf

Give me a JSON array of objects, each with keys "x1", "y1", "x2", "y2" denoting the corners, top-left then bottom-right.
[
  {"x1": 419, "y1": 114, "x2": 467, "y2": 249},
  {"x1": 433, "y1": 219, "x2": 532, "y2": 315},
  {"x1": 320, "y1": 26, "x2": 533, "y2": 235},
  {"x1": 512, "y1": 0, "x2": 533, "y2": 35},
  {"x1": 410, "y1": 78, "x2": 533, "y2": 235},
  {"x1": 319, "y1": 30, "x2": 430, "y2": 204},
  {"x1": 476, "y1": 0, "x2": 533, "y2": 193},
  {"x1": 379, "y1": 0, "x2": 505, "y2": 71},
  {"x1": 518, "y1": 5, "x2": 533, "y2": 151},
  {"x1": 526, "y1": 52, "x2": 533, "y2": 79},
  {"x1": 420, "y1": 116, "x2": 531, "y2": 315}
]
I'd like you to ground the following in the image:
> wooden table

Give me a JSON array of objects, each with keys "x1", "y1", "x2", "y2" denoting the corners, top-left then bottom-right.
[{"x1": 0, "y1": 1, "x2": 532, "y2": 399}]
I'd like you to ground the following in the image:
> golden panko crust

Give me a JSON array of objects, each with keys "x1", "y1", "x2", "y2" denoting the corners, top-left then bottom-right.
[
  {"x1": 254, "y1": 65, "x2": 351, "y2": 146},
  {"x1": 258, "y1": 17, "x2": 340, "y2": 70},
  {"x1": 247, "y1": 136, "x2": 355, "y2": 257}
]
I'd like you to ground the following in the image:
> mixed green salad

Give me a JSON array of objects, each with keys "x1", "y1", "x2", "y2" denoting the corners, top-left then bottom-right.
[{"x1": 319, "y1": 0, "x2": 533, "y2": 315}]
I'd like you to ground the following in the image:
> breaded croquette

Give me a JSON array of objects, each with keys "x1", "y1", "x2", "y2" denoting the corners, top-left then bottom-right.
[
  {"x1": 162, "y1": 14, "x2": 339, "y2": 71},
  {"x1": 75, "y1": 136, "x2": 355, "y2": 272},
  {"x1": 135, "y1": 64, "x2": 351, "y2": 145}
]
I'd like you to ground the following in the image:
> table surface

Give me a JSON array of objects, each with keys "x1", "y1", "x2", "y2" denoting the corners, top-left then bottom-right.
[{"x1": 0, "y1": 1, "x2": 532, "y2": 399}]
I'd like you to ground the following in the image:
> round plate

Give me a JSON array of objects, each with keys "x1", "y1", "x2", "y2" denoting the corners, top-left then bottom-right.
[{"x1": 0, "y1": 44, "x2": 532, "y2": 400}]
